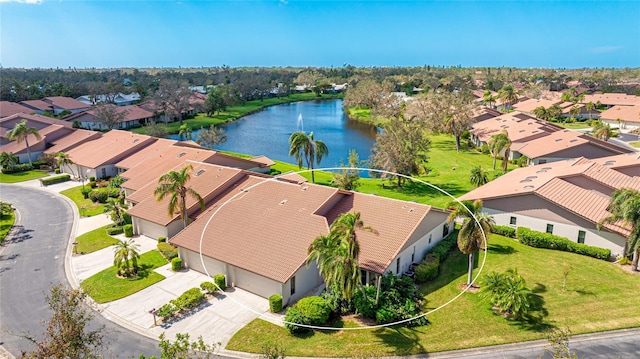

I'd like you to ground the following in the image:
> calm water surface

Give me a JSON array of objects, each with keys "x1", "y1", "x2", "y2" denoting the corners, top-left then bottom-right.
[{"x1": 172, "y1": 99, "x2": 378, "y2": 168}]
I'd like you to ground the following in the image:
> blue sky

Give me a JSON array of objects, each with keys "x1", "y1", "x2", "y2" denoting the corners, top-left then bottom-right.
[{"x1": 1, "y1": 0, "x2": 639, "y2": 69}]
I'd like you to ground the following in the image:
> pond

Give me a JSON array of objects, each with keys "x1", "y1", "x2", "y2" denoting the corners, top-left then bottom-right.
[{"x1": 170, "y1": 99, "x2": 378, "y2": 169}]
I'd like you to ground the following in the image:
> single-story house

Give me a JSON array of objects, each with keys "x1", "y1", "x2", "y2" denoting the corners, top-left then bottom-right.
[
  {"x1": 20, "y1": 97, "x2": 90, "y2": 115},
  {"x1": 460, "y1": 157, "x2": 640, "y2": 258},
  {"x1": 0, "y1": 102, "x2": 34, "y2": 118},
  {"x1": 582, "y1": 93, "x2": 640, "y2": 108},
  {"x1": 599, "y1": 105, "x2": 640, "y2": 130},
  {"x1": 75, "y1": 93, "x2": 141, "y2": 107},
  {"x1": 0, "y1": 124, "x2": 74, "y2": 164},
  {"x1": 62, "y1": 105, "x2": 155, "y2": 130}
]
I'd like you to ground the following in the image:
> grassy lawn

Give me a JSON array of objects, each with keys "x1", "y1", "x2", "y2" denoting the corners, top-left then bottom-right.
[
  {"x1": 273, "y1": 134, "x2": 512, "y2": 209},
  {"x1": 0, "y1": 212, "x2": 15, "y2": 245},
  {"x1": 629, "y1": 141, "x2": 640, "y2": 148},
  {"x1": 81, "y1": 250, "x2": 168, "y2": 303},
  {"x1": 60, "y1": 185, "x2": 105, "y2": 217},
  {"x1": 557, "y1": 121, "x2": 592, "y2": 130},
  {"x1": 0, "y1": 170, "x2": 49, "y2": 183},
  {"x1": 132, "y1": 93, "x2": 343, "y2": 135},
  {"x1": 74, "y1": 225, "x2": 119, "y2": 254},
  {"x1": 227, "y1": 235, "x2": 640, "y2": 357}
]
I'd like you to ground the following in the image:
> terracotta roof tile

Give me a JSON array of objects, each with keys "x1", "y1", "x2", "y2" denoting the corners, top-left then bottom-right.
[
  {"x1": 44, "y1": 129, "x2": 102, "y2": 154},
  {"x1": 115, "y1": 138, "x2": 178, "y2": 170},
  {"x1": 0, "y1": 102, "x2": 33, "y2": 118},
  {"x1": 43, "y1": 96, "x2": 90, "y2": 111},
  {"x1": 65, "y1": 130, "x2": 156, "y2": 168},
  {"x1": 600, "y1": 105, "x2": 640, "y2": 125}
]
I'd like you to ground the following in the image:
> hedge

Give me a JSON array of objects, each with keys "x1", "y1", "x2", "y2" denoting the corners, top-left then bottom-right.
[
  {"x1": 41, "y1": 174, "x2": 71, "y2": 186},
  {"x1": 493, "y1": 225, "x2": 516, "y2": 238},
  {"x1": 516, "y1": 227, "x2": 611, "y2": 260},
  {"x1": 200, "y1": 281, "x2": 216, "y2": 294},
  {"x1": 106, "y1": 225, "x2": 123, "y2": 235},
  {"x1": 157, "y1": 242, "x2": 178, "y2": 260},
  {"x1": 269, "y1": 294, "x2": 283, "y2": 313},
  {"x1": 123, "y1": 224, "x2": 133, "y2": 237},
  {"x1": 284, "y1": 296, "x2": 331, "y2": 333},
  {"x1": 157, "y1": 236, "x2": 167, "y2": 243},
  {"x1": 169, "y1": 287, "x2": 205, "y2": 311},
  {"x1": 1, "y1": 163, "x2": 33, "y2": 174},
  {"x1": 171, "y1": 257, "x2": 183, "y2": 271},
  {"x1": 428, "y1": 231, "x2": 458, "y2": 262},
  {"x1": 214, "y1": 274, "x2": 226, "y2": 291},
  {"x1": 415, "y1": 254, "x2": 439, "y2": 283},
  {"x1": 88, "y1": 188, "x2": 120, "y2": 203}
]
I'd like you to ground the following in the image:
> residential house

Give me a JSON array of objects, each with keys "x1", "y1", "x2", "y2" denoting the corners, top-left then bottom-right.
[
  {"x1": 582, "y1": 93, "x2": 640, "y2": 108},
  {"x1": 75, "y1": 93, "x2": 141, "y2": 107},
  {"x1": 20, "y1": 97, "x2": 90, "y2": 115},
  {"x1": 0, "y1": 112, "x2": 74, "y2": 155},
  {"x1": 0, "y1": 102, "x2": 33, "y2": 118},
  {"x1": 62, "y1": 105, "x2": 155, "y2": 130},
  {"x1": 599, "y1": 105, "x2": 640, "y2": 130},
  {"x1": 460, "y1": 157, "x2": 640, "y2": 257},
  {"x1": 512, "y1": 98, "x2": 561, "y2": 117}
]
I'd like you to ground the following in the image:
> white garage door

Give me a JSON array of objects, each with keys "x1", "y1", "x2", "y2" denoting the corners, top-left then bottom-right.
[
  {"x1": 136, "y1": 219, "x2": 166, "y2": 240},
  {"x1": 234, "y1": 267, "x2": 279, "y2": 298},
  {"x1": 184, "y1": 250, "x2": 226, "y2": 277}
]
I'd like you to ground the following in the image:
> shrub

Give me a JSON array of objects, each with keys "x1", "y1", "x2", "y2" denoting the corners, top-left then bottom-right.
[
  {"x1": 353, "y1": 285, "x2": 377, "y2": 318},
  {"x1": 269, "y1": 294, "x2": 283, "y2": 313},
  {"x1": 284, "y1": 296, "x2": 331, "y2": 333},
  {"x1": 156, "y1": 303, "x2": 176, "y2": 319},
  {"x1": 157, "y1": 236, "x2": 167, "y2": 243},
  {"x1": 200, "y1": 281, "x2": 217, "y2": 294},
  {"x1": 123, "y1": 224, "x2": 133, "y2": 237},
  {"x1": 479, "y1": 269, "x2": 532, "y2": 320},
  {"x1": 428, "y1": 232, "x2": 457, "y2": 262},
  {"x1": 89, "y1": 176, "x2": 96, "y2": 182},
  {"x1": 40, "y1": 174, "x2": 71, "y2": 186},
  {"x1": 122, "y1": 213, "x2": 132, "y2": 225},
  {"x1": 493, "y1": 225, "x2": 516, "y2": 238},
  {"x1": 1, "y1": 163, "x2": 32, "y2": 174},
  {"x1": 158, "y1": 242, "x2": 178, "y2": 260},
  {"x1": 54, "y1": 168, "x2": 61, "y2": 174},
  {"x1": 480, "y1": 143, "x2": 490, "y2": 154},
  {"x1": 214, "y1": 274, "x2": 226, "y2": 291},
  {"x1": 516, "y1": 227, "x2": 611, "y2": 260},
  {"x1": 106, "y1": 225, "x2": 123, "y2": 235},
  {"x1": 171, "y1": 287, "x2": 205, "y2": 311},
  {"x1": 171, "y1": 257, "x2": 183, "y2": 271},
  {"x1": 88, "y1": 188, "x2": 120, "y2": 203},
  {"x1": 415, "y1": 254, "x2": 439, "y2": 283},
  {"x1": 284, "y1": 305, "x2": 307, "y2": 333},
  {"x1": 80, "y1": 186, "x2": 92, "y2": 199}
]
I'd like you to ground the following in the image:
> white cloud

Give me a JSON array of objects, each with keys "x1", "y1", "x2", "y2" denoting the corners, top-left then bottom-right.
[
  {"x1": 590, "y1": 46, "x2": 623, "y2": 54},
  {"x1": 0, "y1": 0, "x2": 44, "y2": 3},
  {"x1": 279, "y1": 0, "x2": 288, "y2": 5}
]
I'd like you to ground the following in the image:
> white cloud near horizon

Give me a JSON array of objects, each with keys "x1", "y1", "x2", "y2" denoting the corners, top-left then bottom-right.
[
  {"x1": 0, "y1": 0, "x2": 43, "y2": 4},
  {"x1": 590, "y1": 46, "x2": 623, "y2": 54}
]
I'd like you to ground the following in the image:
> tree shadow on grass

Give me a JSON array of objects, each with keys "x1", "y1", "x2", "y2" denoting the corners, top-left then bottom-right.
[
  {"x1": 510, "y1": 283, "x2": 553, "y2": 332},
  {"x1": 418, "y1": 246, "x2": 468, "y2": 297},
  {"x1": 379, "y1": 178, "x2": 467, "y2": 200},
  {"x1": 372, "y1": 325, "x2": 428, "y2": 356},
  {"x1": 487, "y1": 243, "x2": 518, "y2": 255}
]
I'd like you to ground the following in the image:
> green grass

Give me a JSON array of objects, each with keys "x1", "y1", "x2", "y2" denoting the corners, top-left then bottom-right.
[
  {"x1": 0, "y1": 212, "x2": 16, "y2": 245},
  {"x1": 60, "y1": 185, "x2": 105, "y2": 217},
  {"x1": 274, "y1": 134, "x2": 512, "y2": 209},
  {"x1": 629, "y1": 141, "x2": 640, "y2": 148},
  {"x1": 74, "y1": 225, "x2": 119, "y2": 254},
  {"x1": 557, "y1": 121, "x2": 592, "y2": 130},
  {"x1": 227, "y1": 235, "x2": 640, "y2": 357},
  {"x1": 0, "y1": 170, "x2": 49, "y2": 183},
  {"x1": 81, "y1": 250, "x2": 168, "y2": 303},
  {"x1": 132, "y1": 93, "x2": 343, "y2": 135}
]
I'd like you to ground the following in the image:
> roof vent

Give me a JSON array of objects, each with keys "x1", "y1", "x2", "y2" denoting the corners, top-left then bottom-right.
[
  {"x1": 195, "y1": 169, "x2": 205, "y2": 176},
  {"x1": 301, "y1": 186, "x2": 308, "y2": 191},
  {"x1": 555, "y1": 138, "x2": 562, "y2": 142},
  {"x1": 570, "y1": 139, "x2": 578, "y2": 143},
  {"x1": 279, "y1": 199, "x2": 287, "y2": 205},
  {"x1": 525, "y1": 176, "x2": 538, "y2": 180},
  {"x1": 603, "y1": 160, "x2": 616, "y2": 166},
  {"x1": 542, "y1": 167, "x2": 552, "y2": 171},
  {"x1": 523, "y1": 185, "x2": 535, "y2": 189},
  {"x1": 132, "y1": 138, "x2": 139, "y2": 143},
  {"x1": 176, "y1": 152, "x2": 187, "y2": 158},
  {"x1": 519, "y1": 179, "x2": 532, "y2": 183}
]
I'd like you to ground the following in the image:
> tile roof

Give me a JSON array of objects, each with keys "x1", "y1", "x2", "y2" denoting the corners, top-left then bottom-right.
[
  {"x1": 44, "y1": 129, "x2": 102, "y2": 154},
  {"x1": 20, "y1": 100, "x2": 52, "y2": 112},
  {"x1": 590, "y1": 152, "x2": 640, "y2": 171},
  {"x1": 471, "y1": 112, "x2": 555, "y2": 143},
  {"x1": 115, "y1": 138, "x2": 178, "y2": 170},
  {"x1": 1, "y1": 124, "x2": 75, "y2": 154},
  {"x1": 0, "y1": 112, "x2": 72, "y2": 130},
  {"x1": 65, "y1": 130, "x2": 156, "y2": 168},
  {"x1": 599, "y1": 105, "x2": 640, "y2": 124},
  {"x1": 0, "y1": 102, "x2": 33, "y2": 118},
  {"x1": 515, "y1": 130, "x2": 589, "y2": 158},
  {"x1": 63, "y1": 105, "x2": 155, "y2": 123},
  {"x1": 512, "y1": 98, "x2": 561, "y2": 114},
  {"x1": 582, "y1": 93, "x2": 640, "y2": 107},
  {"x1": 42, "y1": 96, "x2": 90, "y2": 110}
]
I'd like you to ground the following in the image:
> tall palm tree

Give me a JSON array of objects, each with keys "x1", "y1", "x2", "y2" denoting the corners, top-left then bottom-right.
[
  {"x1": 154, "y1": 164, "x2": 205, "y2": 229},
  {"x1": 104, "y1": 197, "x2": 128, "y2": 226},
  {"x1": 178, "y1": 124, "x2": 192, "y2": 141},
  {"x1": 113, "y1": 238, "x2": 140, "y2": 276},
  {"x1": 0, "y1": 152, "x2": 17, "y2": 170},
  {"x1": 469, "y1": 166, "x2": 489, "y2": 187},
  {"x1": 447, "y1": 199, "x2": 495, "y2": 286},
  {"x1": 306, "y1": 233, "x2": 342, "y2": 290},
  {"x1": 56, "y1": 152, "x2": 75, "y2": 177},
  {"x1": 599, "y1": 188, "x2": 640, "y2": 271},
  {"x1": 483, "y1": 89, "x2": 496, "y2": 109},
  {"x1": 585, "y1": 101, "x2": 596, "y2": 120},
  {"x1": 488, "y1": 130, "x2": 511, "y2": 172},
  {"x1": 498, "y1": 85, "x2": 518, "y2": 111},
  {"x1": 592, "y1": 121, "x2": 613, "y2": 141},
  {"x1": 288, "y1": 131, "x2": 329, "y2": 183},
  {"x1": 532, "y1": 106, "x2": 548, "y2": 121},
  {"x1": 5, "y1": 119, "x2": 41, "y2": 166}
]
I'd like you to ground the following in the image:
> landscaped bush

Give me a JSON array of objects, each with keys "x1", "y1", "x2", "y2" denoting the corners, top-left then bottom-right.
[
  {"x1": 415, "y1": 254, "x2": 439, "y2": 283},
  {"x1": 123, "y1": 224, "x2": 133, "y2": 237},
  {"x1": 200, "y1": 281, "x2": 216, "y2": 295},
  {"x1": 157, "y1": 236, "x2": 167, "y2": 243},
  {"x1": 156, "y1": 303, "x2": 176, "y2": 319},
  {"x1": 171, "y1": 257, "x2": 182, "y2": 271},
  {"x1": 269, "y1": 294, "x2": 283, "y2": 313},
  {"x1": 89, "y1": 176, "x2": 96, "y2": 182},
  {"x1": 284, "y1": 305, "x2": 307, "y2": 334},
  {"x1": 1, "y1": 163, "x2": 33, "y2": 174},
  {"x1": 54, "y1": 168, "x2": 61, "y2": 174},
  {"x1": 40, "y1": 174, "x2": 71, "y2": 186},
  {"x1": 428, "y1": 231, "x2": 458, "y2": 262},
  {"x1": 122, "y1": 213, "x2": 132, "y2": 225},
  {"x1": 157, "y1": 242, "x2": 178, "y2": 260},
  {"x1": 106, "y1": 225, "x2": 123, "y2": 235},
  {"x1": 284, "y1": 296, "x2": 331, "y2": 334},
  {"x1": 479, "y1": 268, "x2": 532, "y2": 320},
  {"x1": 88, "y1": 187, "x2": 120, "y2": 203},
  {"x1": 516, "y1": 227, "x2": 611, "y2": 260},
  {"x1": 214, "y1": 274, "x2": 226, "y2": 291},
  {"x1": 170, "y1": 287, "x2": 205, "y2": 311},
  {"x1": 320, "y1": 285, "x2": 354, "y2": 315},
  {"x1": 493, "y1": 225, "x2": 516, "y2": 238},
  {"x1": 80, "y1": 186, "x2": 92, "y2": 199}
]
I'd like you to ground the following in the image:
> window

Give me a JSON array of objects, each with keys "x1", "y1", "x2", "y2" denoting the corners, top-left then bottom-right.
[
  {"x1": 396, "y1": 258, "x2": 400, "y2": 274},
  {"x1": 361, "y1": 270, "x2": 367, "y2": 286},
  {"x1": 290, "y1": 276, "x2": 296, "y2": 295},
  {"x1": 429, "y1": 234, "x2": 432, "y2": 244},
  {"x1": 443, "y1": 224, "x2": 449, "y2": 237},
  {"x1": 411, "y1": 247, "x2": 415, "y2": 263},
  {"x1": 578, "y1": 230, "x2": 586, "y2": 244},
  {"x1": 510, "y1": 216, "x2": 517, "y2": 226},
  {"x1": 546, "y1": 224, "x2": 554, "y2": 234},
  {"x1": 539, "y1": 159, "x2": 547, "y2": 164},
  {"x1": 101, "y1": 168, "x2": 106, "y2": 178}
]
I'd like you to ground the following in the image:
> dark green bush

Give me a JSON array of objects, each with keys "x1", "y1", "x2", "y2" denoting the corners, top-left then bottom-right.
[
  {"x1": 171, "y1": 257, "x2": 183, "y2": 271},
  {"x1": 516, "y1": 227, "x2": 611, "y2": 260},
  {"x1": 353, "y1": 285, "x2": 377, "y2": 318},
  {"x1": 88, "y1": 188, "x2": 120, "y2": 203},
  {"x1": 493, "y1": 225, "x2": 516, "y2": 238},
  {"x1": 157, "y1": 236, "x2": 167, "y2": 243},
  {"x1": 428, "y1": 232, "x2": 458, "y2": 262},
  {"x1": 89, "y1": 176, "x2": 96, "y2": 182},
  {"x1": 123, "y1": 224, "x2": 133, "y2": 237},
  {"x1": 284, "y1": 305, "x2": 307, "y2": 333},
  {"x1": 1, "y1": 163, "x2": 33, "y2": 174},
  {"x1": 157, "y1": 242, "x2": 178, "y2": 260},
  {"x1": 415, "y1": 254, "x2": 439, "y2": 283},
  {"x1": 200, "y1": 281, "x2": 216, "y2": 294},
  {"x1": 320, "y1": 285, "x2": 354, "y2": 315},
  {"x1": 41, "y1": 174, "x2": 71, "y2": 186},
  {"x1": 214, "y1": 274, "x2": 226, "y2": 291},
  {"x1": 170, "y1": 287, "x2": 204, "y2": 311},
  {"x1": 54, "y1": 168, "x2": 61, "y2": 174},
  {"x1": 106, "y1": 225, "x2": 123, "y2": 235},
  {"x1": 156, "y1": 303, "x2": 176, "y2": 319},
  {"x1": 122, "y1": 213, "x2": 132, "y2": 225},
  {"x1": 80, "y1": 186, "x2": 91, "y2": 199},
  {"x1": 269, "y1": 294, "x2": 283, "y2": 313},
  {"x1": 284, "y1": 296, "x2": 331, "y2": 333}
]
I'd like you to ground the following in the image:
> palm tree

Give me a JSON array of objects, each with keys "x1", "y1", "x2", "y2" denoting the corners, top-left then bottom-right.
[
  {"x1": 154, "y1": 164, "x2": 205, "y2": 229},
  {"x1": 178, "y1": 124, "x2": 192, "y2": 141},
  {"x1": 599, "y1": 188, "x2": 640, "y2": 271},
  {"x1": 104, "y1": 197, "x2": 128, "y2": 226},
  {"x1": 0, "y1": 152, "x2": 17, "y2": 170},
  {"x1": 488, "y1": 130, "x2": 511, "y2": 172},
  {"x1": 592, "y1": 120, "x2": 613, "y2": 141},
  {"x1": 482, "y1": 89, "x2": 496, "y2": 109},
  {"x1": 585, "y1": 101, "x2": 596, "y2": 120},
  {"x1": 113, "y1": 239, "x2": 141, "y2": 276},
  {"x1": 469, "y1": 166, "x2": 489, "y2": 187},
  {"x1": 498, "y1": 85, "x2": 518, "y2": 111},
  {"x1": 56, "y1": 152, "x2": 75, "y2": 177},
  {"x1": 447, "y1": 199, "x2": 495, "y2": 286},
  {"x1": 532, "y1": 106, "x2": 548, "y2": 121},
  {"x1": 306, "y1": 233, "x2": 342, "y2": 290},
  {"x1": 5, "y1": 119, "x2": 41, "y2": 166},
  {"x1": 288, "y1": 131, "x2": 329, "y2": 183}
]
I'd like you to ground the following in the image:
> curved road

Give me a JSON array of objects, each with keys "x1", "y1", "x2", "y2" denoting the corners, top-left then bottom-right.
[
  {"x1": 1, "y1": 183, "x2": 639, "y2": 359},
  {"x1": 0, "y1": 184, "x2": 159, "y2": 358}
]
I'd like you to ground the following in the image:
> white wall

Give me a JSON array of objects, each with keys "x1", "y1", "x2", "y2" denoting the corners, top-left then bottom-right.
[
  {"x1": 283, "y1": 262, "x2": 324, "y2": 306},
  {"x1": 133, "y1": 218, "x2": 168, "y2": 240},
  {"x1": 391, "y1": 221, "x2": 453, "y2": 275}
]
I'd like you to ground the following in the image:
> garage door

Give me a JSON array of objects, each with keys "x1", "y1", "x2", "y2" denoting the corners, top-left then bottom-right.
[
  {"x1": 136, "y1": 219, "x2": 166, "y2": 240},
  {"x1": 184, "y1": 250, "x2": 225, "y2": 277},
  {"x1": 234, "y1": 267, "x2": 279, "y2": 298}
]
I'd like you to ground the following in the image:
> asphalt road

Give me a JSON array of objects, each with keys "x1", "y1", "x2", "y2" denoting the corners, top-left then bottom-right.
[{"x1": 0, "y1": 184, "x2": 160, "y2": 358}]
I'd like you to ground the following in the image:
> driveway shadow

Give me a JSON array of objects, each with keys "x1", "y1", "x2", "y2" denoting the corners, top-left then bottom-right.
[{"x1": 2, "y1": 226, "x2": 33, "y2": 245}]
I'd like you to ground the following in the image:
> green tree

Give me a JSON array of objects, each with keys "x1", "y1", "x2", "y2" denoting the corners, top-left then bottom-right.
[
  {"x1": 331, "y1": 149, "x2": 363, "y2": 191},
  {"x1": 592, "y1": 120, "x2": 613, "y2": 141},
  {"x1": 93, "y1": 103, "x2": 128, "y2": 130},
  {"x1": 0, "y1": 151, "x2": 17, "y2": 169},
  {"x1": 56, "y1": 152, "x2": 75, "y2": 177},
  {"x1": 195, "y1": 125, "x2": 227, "y2": 150},
  {"x1": 5, "y1": 119, "x2": 41, "y2": 166},
  {"x1": 469, "y1": 166, "x2": 489, "y2": 187},
  {"x1": 479, "y1": 268, "x2": 531, "y2": 319},
  {"x1": 482, "y1": 89, "x2": 496, "y2": 109},
  {"x1": 139, "y1": 332, "x2": 219, "y2": 359},
  {"x1": 178, "y1": 124, "x2": 192, "y2": 141},
  {"x1": 288, "y1": 131, "x2": 329, "y2": 184},
  {"x1": 144, "y1": 121, "x2": 168, "y2": 138},
  {"x1": 0, "y1": 201, "x2": 14, "y2": 216},
  {"x1": 154, "y1": 164, "x2": 205, "y2": 229},
  {"x1": 447, "y1": 199, "x2": 495, "y2": 286},
  {"x1": 488, "y1": 130, "x2": 511, "y2": 172},
  {"x1": 21, "y1": 284, "x2": 106, "y2": 359},
  {"x1": 547, "y1": 103, "x2": 563, "y2": 120},
  {"x1": 113, "y1": 238, "x2": 140, "y2": 276},
  {"x1": 498, "y1": 84, "x2": 518, "y2": 111},
  {"x1": 585, "y1": 101, "x2": 596, "y2": 120},
  {"x1": 599, "y1": 188, "x2": 640, "y2": 271},
  {"x1": 104, "y1": 197, "x2": 128, "y2": 226},
  {"x1": 532, "y1": 106, "x2": 549, "y2": 121}
]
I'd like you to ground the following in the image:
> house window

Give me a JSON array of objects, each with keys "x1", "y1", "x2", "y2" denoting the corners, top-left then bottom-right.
[
  {"x1": 101, "y1": 168, "x2": 106, "y2": 178},
  {"x1": 290, "y1": 276, "x2": 296, "y2": 295},
  {"x1": 578, "y1": 230, "x2": 586, "y2": 244},
  {"x1": 396, "y1": 258, "x2": 400, "y2": 274},
  {"x1": 539, "y1": 159, "x2": 547, "y2": 164},
  {"x1": 429, "y1": 234, "x2": 432, "y2": 244},
  {"x1": 361, "y1": 270, "x2": 367, "y2": 286},
  {"x1": 546, "y1": 224, "x2": 554, "y2": 234},
  {"x1": 510, "y1": 216, "x2": 517, "y2": 226},
  {"x1": 443, "y1": 224, "x2": 449, "y2": 237},
  {"x1": 411, "y1": 246, "x2": 415, "y2": 263}
]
